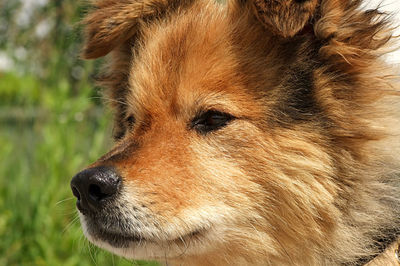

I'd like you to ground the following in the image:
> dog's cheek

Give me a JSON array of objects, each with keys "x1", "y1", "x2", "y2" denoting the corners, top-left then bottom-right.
[
  {"x1": 189, "y1": 121, "x2": 339, "y2": 237},
  {"x1": 230, "y1": 123, "x2": 341, "y2": 253},
  {"x1": 188, "y1": 125, "x2": 267, "y2": 218}
]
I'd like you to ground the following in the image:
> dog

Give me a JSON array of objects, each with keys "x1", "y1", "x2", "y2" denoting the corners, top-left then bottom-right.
[{"x1": 70, "y1": 0, "x2": 400, "y2": 265}]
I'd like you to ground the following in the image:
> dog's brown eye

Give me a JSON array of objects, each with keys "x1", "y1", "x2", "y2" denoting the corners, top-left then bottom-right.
[{"x1": 191, "y1": 110, "x2": 235, "y2": 134}]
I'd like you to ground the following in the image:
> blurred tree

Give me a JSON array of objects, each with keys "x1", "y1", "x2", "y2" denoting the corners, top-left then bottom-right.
[{"x1": 0, "y1": 0, "x2": 103, "y2": 104}]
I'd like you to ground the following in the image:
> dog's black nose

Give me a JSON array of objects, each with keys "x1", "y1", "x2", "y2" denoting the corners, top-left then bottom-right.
[{"x1": 70, "y1": 166, "x2": 121, "y2": 214}]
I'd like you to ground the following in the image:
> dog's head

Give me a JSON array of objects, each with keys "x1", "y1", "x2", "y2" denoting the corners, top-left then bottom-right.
[{"x1": 71, "y1": 0, "x2": 399, "y2": 264}]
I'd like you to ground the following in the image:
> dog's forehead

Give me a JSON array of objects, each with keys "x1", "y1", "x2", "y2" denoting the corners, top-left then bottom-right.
[{"x1": 125, "y1": 3, "x2": 250, "y2": 115}]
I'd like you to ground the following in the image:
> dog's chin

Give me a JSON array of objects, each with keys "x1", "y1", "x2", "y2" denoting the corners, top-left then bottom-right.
[{"x1": 79, "y1": 213, "x2": 210, "y2": 260}]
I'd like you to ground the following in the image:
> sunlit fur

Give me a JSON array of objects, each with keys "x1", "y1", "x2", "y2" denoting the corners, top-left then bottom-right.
[{"x1": 78, "y1": 0, "x2": 400, "y2": 265}]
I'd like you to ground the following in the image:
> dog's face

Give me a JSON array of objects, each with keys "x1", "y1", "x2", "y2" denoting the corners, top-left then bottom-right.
[{"x1": 71, "y1": 0, "x2": 399, "y2": 264}]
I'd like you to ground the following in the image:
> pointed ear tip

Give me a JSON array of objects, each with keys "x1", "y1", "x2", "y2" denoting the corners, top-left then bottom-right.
[{"x1": 251, "y1": 0, "x2": 319, "y2": 38}]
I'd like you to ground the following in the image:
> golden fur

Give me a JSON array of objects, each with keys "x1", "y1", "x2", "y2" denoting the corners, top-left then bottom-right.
[{"x1": 75, "y1": 0, "x2": 400, "y2": 265}]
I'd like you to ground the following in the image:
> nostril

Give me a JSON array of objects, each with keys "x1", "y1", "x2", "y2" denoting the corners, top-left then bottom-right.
[
  {"x1": 88, "y1": 183, "x2": 109, "y2": 201},
  {"x1": 71, "y1": 186, "x2": 81, "y2": 201},
  {"x1": 71, "y1": 166, "x2": 121, "y2": 213}
]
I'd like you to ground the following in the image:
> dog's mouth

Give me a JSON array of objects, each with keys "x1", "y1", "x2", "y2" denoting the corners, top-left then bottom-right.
[
  {"x1": 83, "y1": 216, "x2": 206, "y2": 249},
  {"x1": 96, "y1": 229, "x2": 204, "y2": 248},
  {"x1": 89, "y1": 228, "x2": 143, "y2": 248}
]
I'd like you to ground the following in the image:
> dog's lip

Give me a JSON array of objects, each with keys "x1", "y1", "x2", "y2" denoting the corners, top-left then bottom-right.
[
  {"x1": 95, "y1": 229, "x2": 142, "y2": 245},
  {"x1": 92, "y1": 227, "x2": 206, "y2": 247},
  {"x1": 82, "y1": 212, "x2": 208, "y2": 247}
]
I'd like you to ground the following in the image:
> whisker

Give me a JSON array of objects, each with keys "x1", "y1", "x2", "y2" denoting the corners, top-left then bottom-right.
[
  {"x1": 88, "y1": 243, "x2": 99, "y2": 266},
  {"x1": 62, "y1": 214, "x2": 80, "y2": 234},
  {"x1": 55, "y1": 197, "x2": 74, "y2": 206},
  {"x1": 176, "y1": 217, "x2": 191, "y2": 257},
  {"x1": 89, "y1": 96, "x2": 129, "y2": 106},
  {"x1": 178, "y1": 235, "x2": 189, "y2": 257},
  {"x1": 63, "y1": 209, "x2": 80, "y2": 216},
  {"x1": 78, "y1": 233, "x2": 87, "y2": 252}
]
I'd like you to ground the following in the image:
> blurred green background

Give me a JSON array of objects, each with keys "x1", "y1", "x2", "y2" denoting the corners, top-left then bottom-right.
[{"x1": 0, "y1": 1, "x2": 156, "y2": 265}]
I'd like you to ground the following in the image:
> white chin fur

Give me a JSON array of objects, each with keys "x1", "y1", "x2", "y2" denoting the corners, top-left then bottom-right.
[
  {"x1": 79, "y1": 213, "x2": 153, "y2": 259},
  {"x1": 78, "y1": 213, "x2": 216, "y2": 260}
]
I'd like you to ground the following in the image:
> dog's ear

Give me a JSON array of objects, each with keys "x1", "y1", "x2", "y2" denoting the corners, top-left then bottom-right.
[
  {"x1": 82, "y1": 0, "x2": 193, "y2": 59},
  {"x1": 249, "y1": 0, "x2": 320, "y2": 38}
]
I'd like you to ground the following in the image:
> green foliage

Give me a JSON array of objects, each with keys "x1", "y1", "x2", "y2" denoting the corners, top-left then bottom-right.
[
  {"x1": 0, "y1": 72, "x2": 41, "y2": 105},
  {"x1": 0, "y1": 74, "x2": 159, "y2": 265},
  {"x1": 0, "y1": 0, "x2": 158, "y2": 265}
]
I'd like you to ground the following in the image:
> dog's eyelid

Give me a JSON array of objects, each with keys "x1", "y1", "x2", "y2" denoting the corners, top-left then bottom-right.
[{"x1": 191, "y1": 109, "x2": 236, "y2": 134}]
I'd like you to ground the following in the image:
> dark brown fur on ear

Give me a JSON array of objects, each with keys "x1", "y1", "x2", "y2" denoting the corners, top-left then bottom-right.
[
  {"x1": 251, "y1": 0, "x2": 319, "y2": 38},
  {"x1": 82, "y1": 0, "x2": 194, "y2": 59}
]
